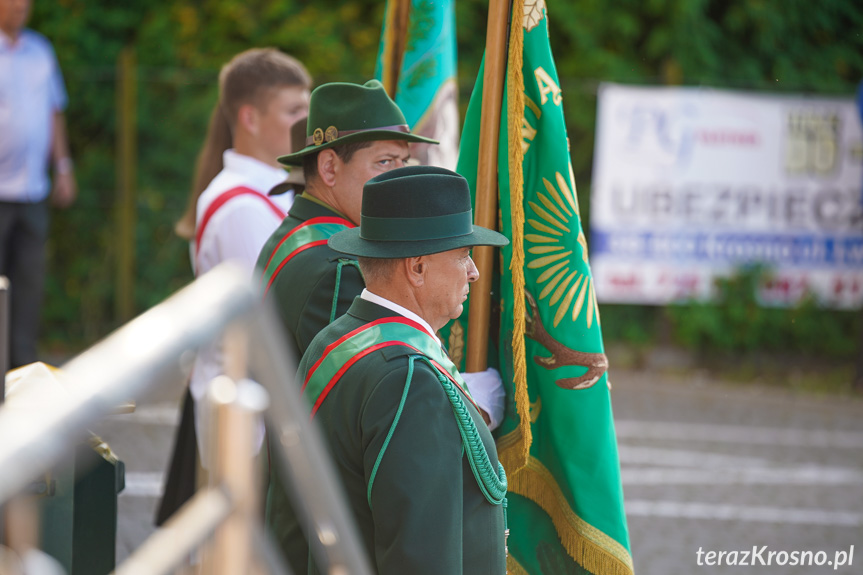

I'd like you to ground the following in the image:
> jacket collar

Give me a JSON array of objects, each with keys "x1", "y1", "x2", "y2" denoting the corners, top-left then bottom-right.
[
  {"x1": 345, "y1": 296, "x2": 443, "y2": 345},
  {"x1": 360, "y1": 289, "x2": 439, "y2": 343},
  {"x1": 345, "y1": 296, "x2": 401, "y2": 324},
  {"x1": 288, "y1": 194, "x2": 347, "y2": 222}
]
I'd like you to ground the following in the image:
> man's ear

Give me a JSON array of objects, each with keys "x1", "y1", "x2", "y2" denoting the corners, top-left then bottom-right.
[
  {"x1": 237, "y1": 103, "x2": 259, "y2": 136},
  {"x1": 405, "y1": 256, "x2": 426, "y2": 287},
  {"x1": 317, "y1": 149, "x2": 339, "y2": 188}
]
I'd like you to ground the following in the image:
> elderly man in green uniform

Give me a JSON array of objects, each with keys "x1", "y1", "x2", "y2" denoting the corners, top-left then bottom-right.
[
  {"x1": 256, "y1": 80, "x2": 507, "y2": 573},
  {"x1": 300, "y1": 165, "x2": 508, "y2": 574}
]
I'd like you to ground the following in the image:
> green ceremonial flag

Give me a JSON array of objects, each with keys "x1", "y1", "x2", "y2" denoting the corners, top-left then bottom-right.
[
  {"x1": 374, "y1": 0, "x2": 459, "y2": 169},
  {"x1": 444, "y1": 1, "x2": 634, "y2": 574}
]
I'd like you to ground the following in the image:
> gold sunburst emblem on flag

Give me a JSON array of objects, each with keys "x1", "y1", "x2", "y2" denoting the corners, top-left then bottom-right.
[{"x1": 526, "y1": 171, "x2": 599, "y2": 329}]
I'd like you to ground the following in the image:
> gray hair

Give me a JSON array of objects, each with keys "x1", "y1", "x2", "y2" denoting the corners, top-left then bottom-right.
[{"x1": 357, "y1": 257, "x2": 400, "y2": 285}]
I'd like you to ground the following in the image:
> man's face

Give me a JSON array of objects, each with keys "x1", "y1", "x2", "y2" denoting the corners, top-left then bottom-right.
[
  {"x1": 419, "y1": 247, "x2": 479, "y2": 331},
  {"x1": 255, "y1": 85, "x2": 310, "y2": 166},
  {"x1": 334, "y1": 140, "x2": 410, "y2": 224},
  {"x1": 0, "y1": 0, "x2": 31, "y2": 36}
]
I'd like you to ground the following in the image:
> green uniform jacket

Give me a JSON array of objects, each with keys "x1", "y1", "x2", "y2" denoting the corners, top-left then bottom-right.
[
  {"x1": 255, "y1": 194, "x2": 365, "y2": 360},
  {"x1": 301, "y1": 297, "x2": 506, "y2": 575},
  {"x1": 255, "y1": 195, "x2": 365, "y2": 574}
]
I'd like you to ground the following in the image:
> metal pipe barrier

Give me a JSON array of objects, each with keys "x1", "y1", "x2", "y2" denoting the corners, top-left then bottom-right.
[
  {"x1": 0, "y1": 275, "x2": 8, "y2": 398},
  {"x1": 116, "y1": 487, "x2": 232, "y2": 575},
  {"x1": 248, "y1": 308, "x2": 375, "y2": 575},
  {"x1": 0, "y1": 263, "x2": 372, "y2": 575},
  {"x1": 0, "y1": 275, "x2": 9, "y2": 548}
]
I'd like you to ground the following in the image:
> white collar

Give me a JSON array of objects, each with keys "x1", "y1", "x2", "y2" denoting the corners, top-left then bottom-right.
[
  {"x1": 360, "y1": 289, "x2": 441, "y2": 345},
  {"x1": 222, "y1": 149, "x2": 287, "y2": 192}
]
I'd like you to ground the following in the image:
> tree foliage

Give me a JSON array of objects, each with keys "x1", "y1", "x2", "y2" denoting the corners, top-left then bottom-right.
[{"x1": 27, "y1": 0, "x2": 863, "y2": 354}]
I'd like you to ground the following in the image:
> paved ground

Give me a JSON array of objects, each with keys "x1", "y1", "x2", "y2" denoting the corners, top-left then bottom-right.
[
  {"x1": 87, "y1": 367, "x2": 862, "y2": 575},
  {"x1": 611, "y1": 371, "x2": 862, "y2": 575}
]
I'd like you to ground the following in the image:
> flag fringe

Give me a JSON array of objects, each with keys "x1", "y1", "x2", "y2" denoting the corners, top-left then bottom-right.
[
  {"x1": 506, "y1": 554, "x2": 529, "y2": 575},
  {"x1": 507, "y1": 0, "x2": 532, "y2": 477},
  {"x1": 497, "y1": 3, "x2": 633, "y2": 573},
  {"x1": 509, "y1": 457, "x2": 635, "y2": 575}
]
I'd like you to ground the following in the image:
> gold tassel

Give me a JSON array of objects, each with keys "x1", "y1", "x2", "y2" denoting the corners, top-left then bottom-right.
[
  {"x1": 507, "y1": 458, "x2": 635, "y2": 575},
  {"x1": 507, "y1": 554, "x2": 530, "y2": 575},
  {"x1": 504, "y1": 0, "x2": 532, "y2": 477},
  {"x1": 499, "y1": 4, "x2": 633, "y2": 575}
]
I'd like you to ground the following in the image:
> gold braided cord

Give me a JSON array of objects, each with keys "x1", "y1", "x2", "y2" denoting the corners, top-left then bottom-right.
[
  {"x1": 508, "y1": 456, "x2": 635, "y2": 575},
  {"x1": 503, "y1": 0, "x2": 532, "y2": 477}
]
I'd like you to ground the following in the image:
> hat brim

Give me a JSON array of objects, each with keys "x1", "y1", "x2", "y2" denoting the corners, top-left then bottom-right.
[
  {"x1": 277, "y1": 130, "x2": 439, "y2": 166},
  {"x1": 268, "y1": 181, "x2": 304, "y2": 196},
  {"x1": 328, "y1": 226, "x2": 509, "y2": 259}
]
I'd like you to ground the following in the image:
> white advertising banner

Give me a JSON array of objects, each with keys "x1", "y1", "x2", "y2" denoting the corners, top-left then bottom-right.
[{"x1": 590, "y1": 83, "x2": 863, "y2": 308}]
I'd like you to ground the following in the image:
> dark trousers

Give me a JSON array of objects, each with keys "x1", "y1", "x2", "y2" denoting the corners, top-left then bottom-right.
[
  {"x1": 0, "y1": 200, "x2": 49, "y2": 369},
  {"x1": 155, "y1": 386, "x2": 198, "y2": 526}
]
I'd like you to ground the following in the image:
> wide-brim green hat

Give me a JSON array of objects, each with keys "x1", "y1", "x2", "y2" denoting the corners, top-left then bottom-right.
[
  {"x1": 277, "y1": 79, "x2": 438, "y2": 167},
  {"x1": 328, "y1": 166, "x2": 509, "y2": 258}
]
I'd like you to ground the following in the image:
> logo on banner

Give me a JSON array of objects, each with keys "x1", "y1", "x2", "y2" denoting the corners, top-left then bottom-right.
[
  {"x1": 618, "y1": 105, "x2": 697, "y2": 167},
  {"x1": 616, "y1": 104, "x2": 760, "y2": 169},
  {"x1": 784, "y1": 110, "x2": 840, "y2": 176}
]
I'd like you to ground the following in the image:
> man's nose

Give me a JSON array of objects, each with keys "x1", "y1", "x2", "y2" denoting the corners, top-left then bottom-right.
[{"x1": 466, "y1": 256, "x2": 479, "y2": 282}]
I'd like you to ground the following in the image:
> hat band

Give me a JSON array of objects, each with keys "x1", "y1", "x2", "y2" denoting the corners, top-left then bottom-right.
[
  {"x1": 306, "y1": 124, "x2": 411, "y2": 147},
  {"x1": 360, "y1": 210, "x2": 473, "y2": 242}
]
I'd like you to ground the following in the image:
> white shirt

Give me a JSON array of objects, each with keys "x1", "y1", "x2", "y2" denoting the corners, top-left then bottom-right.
[
  {"x1": 193, "y1": 149, "x2": 293, "y2": 276},
  {"x1": 191, "y1": 149, "x2": 292, "y2": 463},
  {"x1": 0, "y1": 29, "x2": 67, "y2": 203}
]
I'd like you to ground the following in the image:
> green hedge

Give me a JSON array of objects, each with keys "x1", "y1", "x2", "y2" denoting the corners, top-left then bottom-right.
[
  {"x1": 28, "y1": 0, "x2": 863, "y2": 355},
  {"x1": 601, "y1": 266, "x2": 860, "y2": 361}
]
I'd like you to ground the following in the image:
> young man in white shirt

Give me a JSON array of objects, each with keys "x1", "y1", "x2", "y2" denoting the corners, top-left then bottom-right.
[
  {"x1": 191, "y1": 48, "x2": 311, "y2": 455},
  {"x1": 157, "y1": 48, "x2": 310, "y2": 526}
]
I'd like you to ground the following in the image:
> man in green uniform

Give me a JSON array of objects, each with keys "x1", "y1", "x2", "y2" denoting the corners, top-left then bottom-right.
[
  {"x1": 257, "y1": 80, "x2": 508, "y2": 573},
  {"x1": 301, "y1": 165, "x2": 508, "y2": 574},
  {"x1": 256, "y1": 79, "x2": 436, "y2": 573},
  {"x1": 256, "y1": 79, "x2": 435, "y2": 359}
]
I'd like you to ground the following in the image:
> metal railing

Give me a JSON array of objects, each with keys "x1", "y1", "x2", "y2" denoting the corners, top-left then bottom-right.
[{"x1": 0, "y1": 263, "x2": 373, "y2": 575}]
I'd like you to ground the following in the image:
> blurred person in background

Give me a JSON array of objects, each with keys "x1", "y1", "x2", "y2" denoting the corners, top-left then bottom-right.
[
  {"x1": 156, "y1": 47, "x2": 310, "y2": 526},
  {"x1": 0, "y1": 0, "x2": 76, "y2": 369}
]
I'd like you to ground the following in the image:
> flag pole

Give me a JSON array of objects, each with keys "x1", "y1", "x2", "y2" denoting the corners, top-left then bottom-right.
[
  {"x1": 466, "y1": 0, "x2": 511, "y2": 372},
  {"x1": 381, "y1": 0, "x2": 413, "y2": 98}
]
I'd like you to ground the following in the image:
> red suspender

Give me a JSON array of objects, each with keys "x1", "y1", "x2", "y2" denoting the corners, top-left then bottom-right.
[{"x1": 194, "y1": 186, "x2": 286, "y2": 267}]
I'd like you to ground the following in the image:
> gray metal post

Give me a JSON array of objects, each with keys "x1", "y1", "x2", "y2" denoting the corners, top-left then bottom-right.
[
  {"x1": 0, "y1": 275, "x2": 9, "y2": 398},
  {"x1": 0, "y1": 276, "x2": 8, "y2": 547},
  {"x1": 856, "y1": 308, "x2": 863, "y2": 391}
]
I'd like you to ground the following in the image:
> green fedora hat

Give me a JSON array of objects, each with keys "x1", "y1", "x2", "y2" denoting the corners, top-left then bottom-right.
[
  {"x1": 277, "y1": 79, "x2": 438, "y2": 167},
  {"x1": 328, "y1": 166, "x2": 509, "y2": 258}
]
